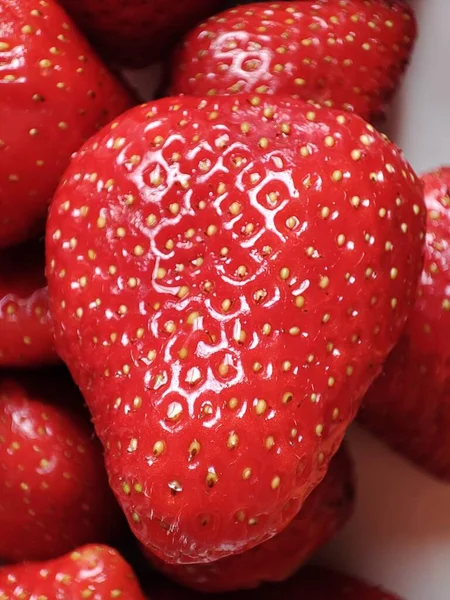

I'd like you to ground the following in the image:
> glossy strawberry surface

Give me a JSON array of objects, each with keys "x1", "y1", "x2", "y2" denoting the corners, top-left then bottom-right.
[
  {"x1": 0, "y1": 241, "x2": 58, "y2": 366},
  {"x1": 0, "y1": 371, "x2": 121, "y2": 563},
  {"x1": 150, "y1": 443, "x2": 354, "y2": 592},
  {"x1": 46, "y1": 95, "x2": 424, "y2": 564},
  {"x1": 150, "y1": 566, "x2": 403, "y2": 600},
  {"x1": 360, "y1": 166, "x2": 450, "y2": 479},
  {"x1": 170, "y1": 0, "x2": 416, "y2": 121},
  {"x1": 0, "y1": 544, "x2": 146, "y2": 599},
  {"x1": 59, "y1": 0, "x2": 226, "y2": 67},
  {"x1": 0, "y1": 0, "x2": 132, "y2": 248}
]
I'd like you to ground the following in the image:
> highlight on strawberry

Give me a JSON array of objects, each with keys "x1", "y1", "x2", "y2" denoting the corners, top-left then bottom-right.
[
  {"x1": 0, "y1": 371, "x2": 123, "y2": 563},
  {"x1": 0, "y1": 0, "x2": 132, "y2": 248},
  {"x1": 46, "y1": 94, "x2": 425, "y2": 565},
  {"x1": 169, "y1": 0, "x2": 417, "y2": 121},
  {"x1": 0, "y1": 544, "x2": 146, "y2": 599},
  {"x1": 0, "y1": 241, "x2": 58, "y2": 367}
]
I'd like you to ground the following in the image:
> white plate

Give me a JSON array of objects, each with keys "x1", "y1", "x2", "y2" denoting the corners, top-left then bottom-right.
[{"x1": 123, "y1": 3, "x2": 450, "y2": 597}]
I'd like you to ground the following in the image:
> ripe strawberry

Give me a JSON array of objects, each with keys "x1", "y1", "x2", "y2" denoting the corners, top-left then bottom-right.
[
  {"x1": 0, "y1": 241, "x2": 58, "y2": 366},
  {"x1": 0, "y1": 371, "x2": 122, "y2": 563},
  {"x1": 149, "y1": 443, "x2": 354, "y2": 592},
  {"x1": 0, "y1": 544, "x2": 146, "y2": 599},
  {"x1": 150, "y1": 566, "x2": 403, "y2": 600},
  {"x1": 359, "y1": 166, "x2": 450, "y2": 479},
  {"x1": 0, "y1": 0, "x2": 132, "y2": 249},
  {"x1": 46, "y1": 95, "x2": 424, "y2": 564},
  {"x1": 169, "y1": 0, "x2": 416, "y2": 121},
  {"x1": 58, "y1": 0, "x2": 226, "y2": 68}
]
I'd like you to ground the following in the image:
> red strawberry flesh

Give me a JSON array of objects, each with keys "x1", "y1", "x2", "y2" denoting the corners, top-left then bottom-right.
[
  {"x1": 360, "y1": 166, "x2": 450, "y2": 479},
  {"x1": 0, "y1": 544, "x2": 146, "y2": 599},
  {"x1": 0, "y1": 241, "x2": 58, "y2": 366},
  {"x1": 0, "y1": 0, "x2": 132, "y2": 248},
  {"x1": 149, "y1": 442, "x2": 355, "y2": 592},
  {"x1": 0, "y1": 371, "x2": 122, "y2": 563},
  {"x1": 46, "y1": 95, "x2": 425, "y2": 564},
  {"x1": 169, "y1": 0, "x2": 417, "y2": 121}
]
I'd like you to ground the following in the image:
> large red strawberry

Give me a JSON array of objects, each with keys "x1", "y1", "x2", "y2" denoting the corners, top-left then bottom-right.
[
  {"x1": 46, "y1": 95, "x2": 424, "y2": 564},
  {"x1": 0, "y1": 371, "x2": 122, "y2": 563},
  {"x1": 0, "y1": 0, "x2": 132, "y2": 249},
  {"x1": 150, "y1": 566, "x2": 403, "y2": 600},
  {"x1": 0, "y1": 241, "x2": 58, "y2": 366},
  {"x1": 169, "y1": 0, "x2": 416, "y2": 121},
  {"x1": 359, "y1": 166, "x2": 450, "y2": 479},
  {"x1": 58, "y1": 0, "x2": 226, "y2": 68},
  {"x1": 0, "y1": 544, "x2": 146, "y2": 599},
  {"x1": 149, "y1": 443, "x2": 354, "y2": 592}
]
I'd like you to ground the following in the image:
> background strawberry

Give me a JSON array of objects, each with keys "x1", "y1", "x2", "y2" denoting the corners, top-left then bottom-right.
[
  {"x1": 169, "y1": 0, "x2": 416, "y2": 121},
  {"x1": 46, "y1": 95, "x2": 424, "y2": 564},
  {"x1": 149, "y1": 443, "x2": 354, "y2": 592},
  {"x1": 0, "y1": 544, "x2": 146, "y2": 599},
  {"x1": 0, "y1": 371, "x2": 122, "y2": 563},
  {"x1": 58, "y1": 0, "x2": 226, "y2": 67},
  {"x1": 0, "y1": 0, "x2": 132, "y2": 249},
  {"x1": 150, "y1": 566, "x2": 403, "y2": 599},
  {"x1": 0, "y1": 241, "x2": 58, "y2": 366},
  {"x1": 359, "y1": 166, "x2": 450, "y2": 480}
]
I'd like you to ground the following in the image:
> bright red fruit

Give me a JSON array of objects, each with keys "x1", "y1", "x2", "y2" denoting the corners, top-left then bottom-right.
[
  {"x1": 0, "y1": 372, "x2": 121, "y2": 563},
  {"x1": 0, "y1": 544, "x2": 146, "y2": 599},
  {"x1": 46, "y1": 95, "x2": 424, "y2": 564},
  {"x1": 149, "y1": 443, "x2": 354, "y2": 592},
  {"x1": 0, "y1": 241, "x2": 58, "y2": 366},
  {"x1": 360, "y1": 166, "x2": 450, "y2": 479},
  {"x1": 58, "y1": 0, "x2": 225, "y2": 67},
  {"x1": 170, "y1": 0, "x2": 416, "y2": 121},
  {"x1": 0, "y1": 0, "x2": 132, "y2": 249},
  {"x1": 150, "y1": 566, "x2": 403, "y2": 600}
]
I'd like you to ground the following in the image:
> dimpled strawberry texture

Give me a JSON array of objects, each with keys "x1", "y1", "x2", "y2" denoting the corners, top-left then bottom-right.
[
  {"x1": 0, "y1": 545, "x2": 146, "y2": 599},
  {"x1": 149, "y1": 443, "x2": 354, "y2": 592},
  {"x1": 360, "y1": 167, "x2": 450, "y2": 479},
  {"x1": 170, "y1": 0, "x2": 416, "y2": 121},
  {"x1": 46, "y1": 95, "x2": 425, "y2": 564},
  {"x1": 0, "y1": 0, "x2": 131, "y2": 248},
  {"x1": 0, "y1": 241, "x2": 58, "y2": 366},
  {"x1": 59, "y1": 0, "x2": 225, "y2": 67},
  {"x1": 0, "y1": 373, "x2": 121, "y2": 563}
]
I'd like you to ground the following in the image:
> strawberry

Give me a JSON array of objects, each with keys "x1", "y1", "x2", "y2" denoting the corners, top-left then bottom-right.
[
  {"x1": 0, "y1": 544, "x2": 146, "y2": 599},
  {"x1": 0, "y1": 241, "x2": 58, "y2": 366},
  {"x1": 150, "y1": 566, "x2": 403, "y2": 600},
  {"x1": 0, "y1": 0, "x2": 132, "y2": 249},
  {"x1": 58, "y1": 0, "x2": 226, "y2": 68},
  {"x1": 149, "y1": 443, "x2": 354, "y2": 592},
  {"x1": 0, "y1": 371, "x2": 122, "y2": 563},
  {"x1": 169, "y1": 0, "x2": 416, "y2": 121},
  {"x1": 46, "y1": 95, "x2": 424, "y2": 564},
  {"x1": 359, "y1": 166, "x2": 450, "y2": 480}
]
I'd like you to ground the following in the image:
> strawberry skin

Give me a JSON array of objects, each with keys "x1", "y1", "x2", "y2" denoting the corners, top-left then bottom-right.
[
  {"x1": 150, "y1": 566, "x2": 403, "y2": 600},
  {"x1": 360, "y1": 166, "x2": 450, "y2": 479},
  {"x1": 58, "y1": 0, "x2": 226, "y2": 67},
  {"x1": 0, "y1": 0, "x2": 132, "y2": 249},
  {"x1": 0, "y1": 241, "x2": 58, "y2": 366},
  {"x1": 170, "y1": 0, "x2": 416, "y2": 121},
  {"x1": 46, "y1": 95, "x2": 424, "y2": 564},
  {"x1": 149, "y1": 443, "x2": 354, "y2": 592},
  {"x1": 0, "y1": 371, "x2": 122, "y2": 563},
  {"x1": 0, "y1": 544, "x2": 146, "y2": 599}
]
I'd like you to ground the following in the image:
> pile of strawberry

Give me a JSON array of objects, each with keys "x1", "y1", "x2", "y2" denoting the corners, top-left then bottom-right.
[{"x1": 0, "y1": 0, "x2": 448, "y2": 598}]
